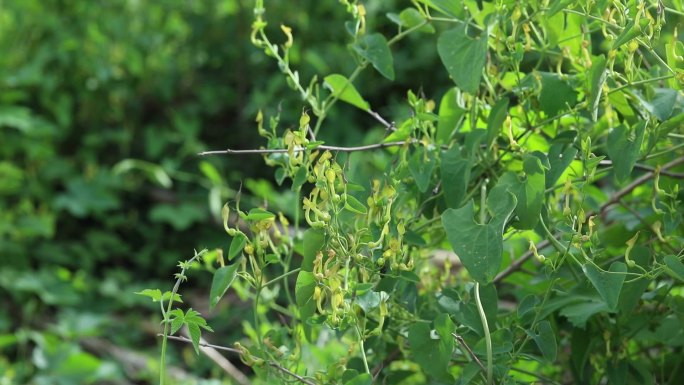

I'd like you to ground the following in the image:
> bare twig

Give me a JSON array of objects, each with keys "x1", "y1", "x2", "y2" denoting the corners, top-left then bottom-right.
[
  {"x1": 452, "y1": 333, "x2": 487, "y2": 373},
  {"x1": 163, "y1": 335, "x2": 317, "y2": 385},
  {"x1": 367, "y1": 109, "x2": 396, "y2": 131},
  {"x1": 198, "y1": 141, "x2": 412, "y2": 156},
  {"x1": 494, "y1": 156, "x2": 684, "y2": 284},
  {"x1": 181, "y1": 329, "x2": 252, "y2": 385},
  {"x1": 599, "y1": 159, "x2": 684, "y2": 178}
]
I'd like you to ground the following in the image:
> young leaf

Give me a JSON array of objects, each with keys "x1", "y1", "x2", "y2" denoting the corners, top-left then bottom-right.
[
  {"x1": 245, "y1": 208, "x2": 275, "y2": 221},
  {"x1": 605, "y1": 122, "x2": 646, "y2": 184},
  {"x1": 344, "y1": 194, "x2": 367, "y2": 215},
  {"x1": 135, "y1": 289, "x2": 162, "y2": 302},
  {"x1": 582, "y1": 262, "x2": 627, "y2": 311},
  {"x1": 324, "y1": 74, "x2": 370, "y2": 111},
  {"x1": 209, "y1": 263, "x2": 240, "y2": 310},
  {"x1": 352, "y1": 33, "x2": 395, "y2": 80},
  {"x1": 437, "y1": 25, "x2": 487, "y2": 94}
]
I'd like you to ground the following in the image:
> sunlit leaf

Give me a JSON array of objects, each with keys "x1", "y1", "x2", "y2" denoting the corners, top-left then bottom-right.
[
  {"x1": 209, "y1": 263, "x2": 240, "y2": 310},
  {"x1": 324, "y1": 74, "x2": 370, "y2": 111}
]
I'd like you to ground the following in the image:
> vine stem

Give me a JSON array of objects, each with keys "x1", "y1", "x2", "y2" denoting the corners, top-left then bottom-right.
[
  {"x1": 356, "y1": 325, "x2": 371, "y2": 374},
  {"x1": 475, "y1": 282, "x2": 493, "y2": 385},
  {"x1": 160, "y1": 249, "x2": 207, "y2": 385}
]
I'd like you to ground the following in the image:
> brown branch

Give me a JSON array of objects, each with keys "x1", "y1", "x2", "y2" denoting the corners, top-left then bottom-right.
[
  {"x1": 181, "y1": 329, "x2": 252, "y2": 385},
  {"x1": 163, "y1": 335, "x2": 317, "y2": 385},
  {"x1": 367, "y1": 108, "x2": 396, "y2": 132},
  {"x1": 452, "y1": 333, "x2": 487, "y2": 373},
  {"x1": 198, "y1": 141, "x2": 412, "y2": 156},
  {"x1": 494, "y1": 156, "x2": 684, "y2": 284},
  {"x1": 599, "y1": 159, "x2": 684, "y2": 178}
]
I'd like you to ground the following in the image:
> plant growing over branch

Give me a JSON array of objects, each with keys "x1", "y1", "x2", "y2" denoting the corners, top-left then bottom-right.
[{"x1": 147, "y1": 0, "x2": 684, "y2": 383}]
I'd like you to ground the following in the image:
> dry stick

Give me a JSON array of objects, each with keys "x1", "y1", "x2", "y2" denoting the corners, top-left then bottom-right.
[
  {"x1": 452, "y1": 333, "x2": 487, "y2": 373},
  {"x1": 494, "y1": 156, "x2": 684, "y2": 284},
  {"x1": 180, "y1": 329, "x2": 252, "y2": 385},
  {"x1": 599, "y1": 159, "x2": 684, "y2": 178},
  {"x1": 163, "y1": 335, "x2": 317, "y2": 385},
  {"x1": 198, "y1": 141, "x2": 412, "y2": 156}
]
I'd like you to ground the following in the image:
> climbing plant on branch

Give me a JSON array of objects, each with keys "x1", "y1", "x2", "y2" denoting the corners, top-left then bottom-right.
[{"x1": 141, "y1": 0, "x2": 684, "y2": 384}]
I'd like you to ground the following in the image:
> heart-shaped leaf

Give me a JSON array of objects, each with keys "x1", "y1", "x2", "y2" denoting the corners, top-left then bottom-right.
[
  {"x1": 324, "y1": 74, "x2": 370, "y2": 111},
  {"x1": 437, "y1": 25, "x2": 487, "y2": 94},
  {"x1": 441, "y1": 187, "x2": 516, "y2": 284},
  {"x1": 497, "y1": 155, "x2": 545, "y2": 229},
  {"x1": 583, "y1": 261, "x2": 627, "y2": 311},
  {"x1": 606, "y1": 122, "x2": 646, "y2": 184},
  {"x1": 353, "y1": 33, "x2": 394, "y2": 80}
]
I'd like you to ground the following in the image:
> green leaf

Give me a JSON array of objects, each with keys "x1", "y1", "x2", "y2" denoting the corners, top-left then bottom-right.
[
  {"x1": 397, "y1": 8, "x2": 435, "y2": 33},
  {"x1": 645, "y1": 88, "x2": 677, "y2": 121},
  {"x1": 486, "y1": 97, "x2": 509, "y2": 146},
  {"x1": 421, "y1": 0, "x2": 465, "y2": 18},
  {"x1": 324, "y1": 74, "x2": 370, "y2": 111},
  {"x1": 664, "y1": 255, "x2": 684, "y2": 282},
  {"x1": 408, "y1": 146, "x2": 436, "y2": 193},
  {"x1": 528, "y1": 320, "x2": 557, "y2": 362},
  {"x1": 344, "y1": 373, "x2": 372, "y2": 385},
  {"x1": 612, "y1": 18, "x2": 649, "y2": 50},
  {"x1": 546, "y1": 136, "x2": 578, "y2": 188},
  {"x1": 441, "y1": 188, "x2": 516, "y2": 283},
  {"x1": 292, "y1": 166, "x2": 308, "y2": 191},
  {"x1": 295, "y1": 271, "x2": 316, "y2": 319},
  {"x1": 437, "y1": 25, "x2": 487, "y2": 94},
  {"x1": 353, "y1": 33, "x2": 395, "y2": 80},
  {"x1": 188, "y1": 322, "x2": 202, "y2": 354},
  {"x1": 605, "y1": 122, "x2": 646, "y2": 184},
  {"x1": 344, "y1": 194, "x2": 367, "y2": 215},
  {"x1": 539, "y1": 72, "x2": 578, "y2": 117},
  {"x1": 618, "y1": 246, "x2": 651, "y2": 314},
  {"x1": 560, "y1": 299, "x2": 608, "y2": 328},
  {"x1": 302, "y1": 228, "x2": 325, "y2": 272},
  {"x1": 441, "y1": 146, "x2": 470, "y2": 209},
  {"x1": 228, "y1": 233, "x2": 247, "y2": 261},
  {"x1": 497, "y1": 155, "x2": 546, "y2": 229},
  {"x1": 135, "y1": 288, "x2": 162, "y2": 302},
  {"x1": 199, "y1": 161, "x2": 223, "y2": 184},
  {"x1": 161, "y1": 291, "x2": 183, "y2": 303},
  {"x1": 209, "y1": 263, "x2": 240, "y2": 310},
  {"x1": 583, "y1": 262, "x2": 627, "y2": 311},
  {"x1": 408, "y1": 314, "x2": 454, "y2": 382},
  {"x1": 245, "y1": 208, "x2": 275, "y2": 221},
  {"x1": 588, "y1": 55, "x2": 607, "y2": 121},
  {"x1": 436, "y1": 88, "x2": 465, "y2": 143}
]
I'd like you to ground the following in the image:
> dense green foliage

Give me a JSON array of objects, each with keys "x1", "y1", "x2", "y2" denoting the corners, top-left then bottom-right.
[{"x1": 3, "y1": 0, "x2": 684, "y2": 384}]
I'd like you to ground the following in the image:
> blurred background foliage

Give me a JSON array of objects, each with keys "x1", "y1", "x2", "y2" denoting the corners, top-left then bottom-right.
[{"x1": 0, "y1": 0, "x2": 447, "y2": 383}]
